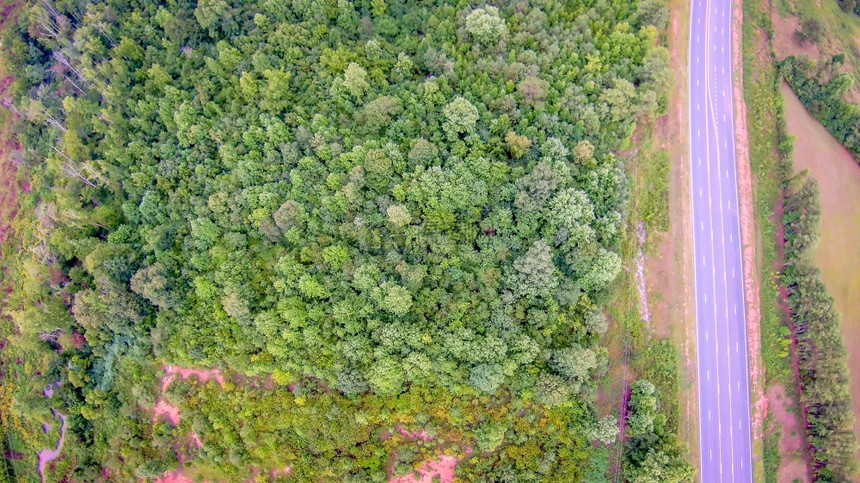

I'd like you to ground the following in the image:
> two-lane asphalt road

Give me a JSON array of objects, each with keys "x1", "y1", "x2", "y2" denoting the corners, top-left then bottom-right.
[{"x1": 689, "y1": 0, "x2": 754, "y2": 480}]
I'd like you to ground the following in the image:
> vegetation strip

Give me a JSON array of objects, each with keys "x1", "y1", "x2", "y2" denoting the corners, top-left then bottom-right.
[{"x1": 781, "y1": 176, "x2": 859, "y2": 480}]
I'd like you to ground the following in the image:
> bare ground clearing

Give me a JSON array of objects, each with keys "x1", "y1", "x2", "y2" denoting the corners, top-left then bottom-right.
[
  {"x1": 766, "y1": 384, "x2": 811, "y2": 482},
  {"x1": 781, "y1": 82, "x2": 860, "y2": 466}
]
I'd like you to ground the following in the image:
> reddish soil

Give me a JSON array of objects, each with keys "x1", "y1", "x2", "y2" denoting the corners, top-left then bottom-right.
[
  {"x1": 389, "y1": 455, "x2": 459, "y2": 483},
  {"x1": 153, "y1": 400, "x2": 180, "y2": 426},
  {"x1": 732, "y1": 0, "x2": 767, "y2": 441},
  {"x1": 162, "y1": 364, "x2": 224, "y2": 391},
  {"x1": 397, "y1": 425, "x2": 434, "y2": 442},
  {"x1": 155, "y1": 469, "x2": 193, "y2": 483},
  {"x1": 152, "y1": 365, "x2": 225, "y2": 483},
  {"x1": 766, "y1": 384, "x2": 811, "y2": 482}
]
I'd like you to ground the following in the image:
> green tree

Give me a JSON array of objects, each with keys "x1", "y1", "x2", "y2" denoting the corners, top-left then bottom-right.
[{"x1": 442, "y1": 97, "x2": 479, "y2": 139}]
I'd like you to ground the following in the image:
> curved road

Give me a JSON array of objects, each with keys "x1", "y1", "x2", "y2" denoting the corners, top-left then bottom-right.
[{"x1": 689, "y1": 0, "x2": 754, "y2": 481}]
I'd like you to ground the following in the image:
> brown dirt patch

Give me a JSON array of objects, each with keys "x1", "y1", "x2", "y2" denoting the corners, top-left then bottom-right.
[
  {"x1": 781, "y1": 82, "x2": 860, "y2": 465},
  {"x1": 770, "y1": 11, "x2": 821, "y2": 60},
  {"x1": 766, "y1": 384, "x2": 811, "y2": 482}
]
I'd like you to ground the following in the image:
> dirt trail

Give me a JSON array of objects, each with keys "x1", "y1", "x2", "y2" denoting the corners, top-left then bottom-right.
[
  {"x1": 37, "y1": 410, "x2": 67, "y2": 483},
  {"x1": 731, "y1": 0, "x2": 767, "y2": 441}
]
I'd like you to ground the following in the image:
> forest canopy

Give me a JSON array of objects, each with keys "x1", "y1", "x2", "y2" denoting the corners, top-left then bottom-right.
[{"x1": 0, "y1": 0, "x2": 676, "y2": 479}]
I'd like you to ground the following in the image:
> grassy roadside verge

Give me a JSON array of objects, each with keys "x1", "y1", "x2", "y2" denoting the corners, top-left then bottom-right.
[
  {"x1": 599, "y1": 122, "x2": 688, "y2": 480},
  {"x1": 741, "y1": 0, "x2": 802, "y2": 478}
]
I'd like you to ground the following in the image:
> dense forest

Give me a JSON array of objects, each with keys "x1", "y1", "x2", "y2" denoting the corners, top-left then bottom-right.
[
  {"x1": 779, "y1": 55, "x2": 860, "y2": 162},
  {"x1": 0, "y1": 0, "x2": 685, "y2": 480},
  {"x1": 782, "y1": 174, "x2": 859, "y2": 481}
]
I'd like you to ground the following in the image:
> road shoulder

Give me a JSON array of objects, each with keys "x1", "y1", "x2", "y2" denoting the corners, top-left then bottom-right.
[{"x1": 646, "y1": 0, "x2": 699, "y2": 472}]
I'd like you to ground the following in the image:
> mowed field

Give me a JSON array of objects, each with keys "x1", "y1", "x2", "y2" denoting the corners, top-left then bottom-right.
[{"x1": 781, "y1": 82, "x2": 860, "y2": 465}]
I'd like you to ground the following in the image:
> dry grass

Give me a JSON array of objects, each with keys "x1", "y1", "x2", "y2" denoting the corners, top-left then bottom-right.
[{"x1": 781, "y1": 82, "x2": 860, "y2": 470}]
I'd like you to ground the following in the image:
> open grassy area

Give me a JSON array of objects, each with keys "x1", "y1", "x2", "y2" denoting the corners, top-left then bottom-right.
[{"x1": 781, "y1": 82, "x2": 860, "y2": 468}]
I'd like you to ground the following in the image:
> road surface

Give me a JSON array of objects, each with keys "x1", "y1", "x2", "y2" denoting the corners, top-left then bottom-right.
[{"x1": 689, "y1": 0, "x2": 754, "y2": 480}]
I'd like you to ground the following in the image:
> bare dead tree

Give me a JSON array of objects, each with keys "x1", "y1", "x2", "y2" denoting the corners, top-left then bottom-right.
[
  {"x1": 44, "y1": 113, "x2": 67, "y2": 133},
  {"x1": 62, "y1": 74, "x2": 85, "y2": 95},
  {"x1": 0, "y1": 98, "x2": 21, "y2": 117},
  {"x1": 53, "y1": 51, "x2": 85, "y2": 82},
  {"x1": 50, "y1": 147, "x2": 97, "y2": 187}
]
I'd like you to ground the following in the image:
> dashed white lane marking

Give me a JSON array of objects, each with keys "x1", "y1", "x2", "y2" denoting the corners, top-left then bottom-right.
[
  {"x1": 698, "y1": 128, "x2": 701, "y2": 136},
  {"x1": 732, "y1": 268, "x2": 735, "y2": 278},
  {"x1": 723, "y1": 114, "x2": 726, "y2": 122},
  {"x1": 701, "y1": 221, "x2": 704, "y2": 231},
  {"x1": 725, "y1": 169, "x2": 728, "y2": 178},
  {"x1": 729, "y1": 232, "x2": 733, "y2": 242},
  {"x1": 738, "y1": 381, "x2": 741, "y2": 391},
  {"x1": 734, "y1": 305, "x2": 737, "y2": 315},
  {"x1": 706, "y1": 331, "x2": 709, "y2": 341},
  {"x1": 700, "y1": 188, "x2": 703, "y2": 197},
  {"x1": 707, "y1": 372, "x2": 711, "y2": 382},
  {"x1": 702, "y1": 256, "x2": 705, "y2": 266},
  {"x1": 704, "y1": 292, "x2": 708, "y2": 303},
  {"x1": 736, "y1": 342, "x2": 739, "y2": 353},
  {"x1": 710, "y1": 450, "x2": 713, "y2": 461},
  {"x1": 728, "y1": 199, "x2": 732, "y2": 209},
  {"x1": 698, "y1": 158, "x2": 702, "y2": 166},
  {"x1": 697, "y1": 103, "x2": 700, "y2": 111},
  {"x1": 739, "y1": 419, "x2": 742, "y2": 430}
]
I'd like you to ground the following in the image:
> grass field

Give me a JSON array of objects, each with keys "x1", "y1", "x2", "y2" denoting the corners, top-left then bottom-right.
[{"x1": 781, "y1": 82, "x2": 860, "y2": 467}]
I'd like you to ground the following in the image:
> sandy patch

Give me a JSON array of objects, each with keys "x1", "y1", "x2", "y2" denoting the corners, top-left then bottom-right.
[
  {"x1": 389, "y1": 455, "x2": 459, "y2": 483},
  {"x1": 766, "y1": 384, "x2": 811, "y2": 482},
  {"x1": 732, "y1": 0, "x2": 767, "y2": 441},
  {"x1": 781, "y1": 82, "x2": 860, "y2": 465}
]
